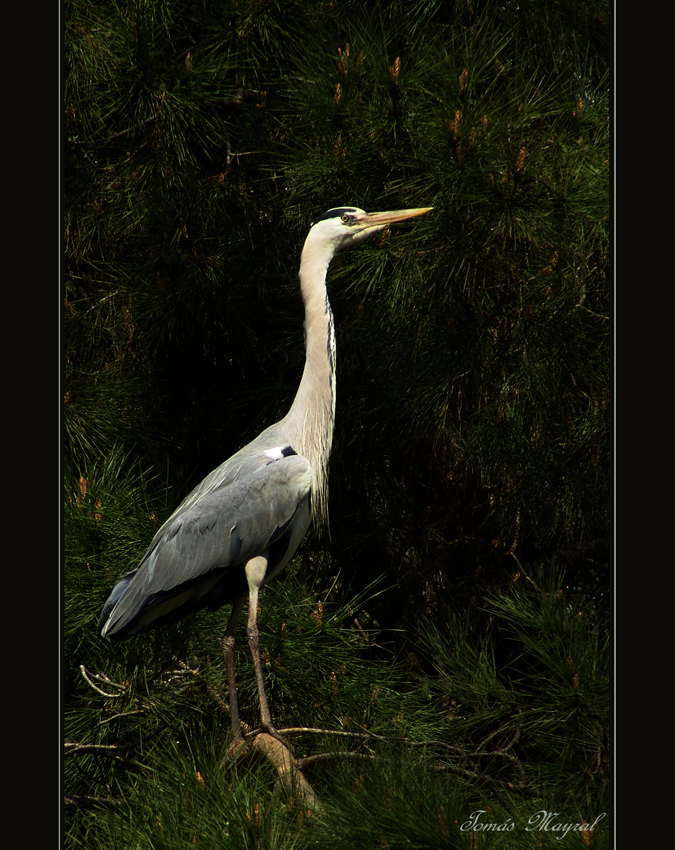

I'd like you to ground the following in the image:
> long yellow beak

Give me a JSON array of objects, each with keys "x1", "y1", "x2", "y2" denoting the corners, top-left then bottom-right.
[{"x1": 359, "y1": 207, "x2": 433, "y2": 228}]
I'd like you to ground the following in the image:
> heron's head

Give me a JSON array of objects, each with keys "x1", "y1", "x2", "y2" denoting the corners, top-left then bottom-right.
[{"x1": 306, "y1": 206, "x2": 433, "y2": 259}]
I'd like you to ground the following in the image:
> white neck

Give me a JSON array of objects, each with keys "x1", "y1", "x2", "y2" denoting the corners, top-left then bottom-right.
[{"x1": 281, "y1": 235, "x2": 337, "y2": 531}]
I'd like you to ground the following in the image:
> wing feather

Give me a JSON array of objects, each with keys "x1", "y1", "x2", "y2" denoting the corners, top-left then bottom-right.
[{"x1": 99, "y1": 452, "x2": 312, "y2": 638}]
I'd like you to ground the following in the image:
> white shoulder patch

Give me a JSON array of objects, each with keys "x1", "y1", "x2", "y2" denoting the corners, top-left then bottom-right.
[{"x1": 264, "y1": 447, "x2": 286, "y2": 461}]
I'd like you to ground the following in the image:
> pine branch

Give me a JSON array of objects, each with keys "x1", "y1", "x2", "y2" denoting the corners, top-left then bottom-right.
[{"x1": 64, "y1": 794, "x2": 122, "y2": 809}]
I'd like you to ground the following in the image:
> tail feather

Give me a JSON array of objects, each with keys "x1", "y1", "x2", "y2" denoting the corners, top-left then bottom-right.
[{"x1": 98, "y1": 569, "x2": 137, "y2": 636}]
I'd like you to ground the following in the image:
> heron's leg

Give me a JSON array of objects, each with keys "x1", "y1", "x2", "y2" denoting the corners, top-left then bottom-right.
[
  {"x1": 222, "y1": 594, "x2": 245, "y2": 746},
  {"x1": 244, "y1": 556, "x2": 273, "y2": 729},
  {"x1": 244, "y1": 556, "x2": 291, "y2": 750}
]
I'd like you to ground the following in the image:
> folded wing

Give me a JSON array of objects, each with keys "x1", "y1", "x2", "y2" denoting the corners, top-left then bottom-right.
[{"x1": 99, "y1": 450, "x2": 312, "y2": 639}]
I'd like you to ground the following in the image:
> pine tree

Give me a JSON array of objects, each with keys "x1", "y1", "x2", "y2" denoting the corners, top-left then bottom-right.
[{"x1": 64, "y1": 1, "x2": 610, "y2": 846}]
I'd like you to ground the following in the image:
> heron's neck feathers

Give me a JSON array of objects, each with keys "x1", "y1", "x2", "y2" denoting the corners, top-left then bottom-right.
[{"x1": 283, "y1": 236, "x2": 337, "y2": 533}]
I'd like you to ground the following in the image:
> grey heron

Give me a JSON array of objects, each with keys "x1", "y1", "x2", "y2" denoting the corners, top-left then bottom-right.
[{"x1": 98, "y1": 205, "x2": 432, "y2": 748}]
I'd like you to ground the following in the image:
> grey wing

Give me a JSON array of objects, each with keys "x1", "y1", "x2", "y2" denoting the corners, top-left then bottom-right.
[
  {"x1": 169, "y1": 423, "x2": 298, "y2": 512},
  {"x1": 99, "y1": 452, "x2": 312, "y2": 638}
]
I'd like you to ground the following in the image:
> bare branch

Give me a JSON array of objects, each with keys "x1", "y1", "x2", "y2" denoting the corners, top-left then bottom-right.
[
  {"x1": 64, "y1": 741, "x2": 135, "y2": 762},
  {"x1": 297, "y1": 751, "x2": 376, "y2": 770},
  {"x1": 100, "y1": 709, "x2": 145, "y2": 724},
  {"x1": 509, "y1": 551, "x2": 542, "y2": 593},
  {"x1": 64, "y1": 794, "x2": 121, "y2": 809},
  {"x1": 79, "y1": 665, "x2": 126, "y2": 698},
  {"x1": 273, "y1": 726, "x2": 375, "y2": 740}
]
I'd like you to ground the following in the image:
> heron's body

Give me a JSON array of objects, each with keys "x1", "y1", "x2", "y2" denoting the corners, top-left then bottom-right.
[
  {"x1": 99, "y1": 204, "x2": 431, "y2": 744},
  {"x1": 98, "y1": 426, "x2": 314, "y2": 638}
]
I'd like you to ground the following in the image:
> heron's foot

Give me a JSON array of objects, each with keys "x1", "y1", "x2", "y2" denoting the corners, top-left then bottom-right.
[
  {"x1": 224, "y1": 734, "x2": 250, "y2": 762},
  {"x1": 257, "y1": 722, "x2": 294, "y2": 754}
]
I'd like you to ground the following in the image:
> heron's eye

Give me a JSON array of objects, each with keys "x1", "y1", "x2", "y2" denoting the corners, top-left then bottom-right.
[{"x1": 341, "y1": 213, "x2": 352, "y2": 224}]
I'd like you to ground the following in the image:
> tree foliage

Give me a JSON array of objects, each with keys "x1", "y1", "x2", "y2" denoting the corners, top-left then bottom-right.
[{"x1": 64, "y1": 0, "x2": 610, "y2": 846}]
